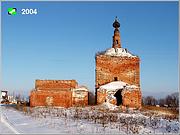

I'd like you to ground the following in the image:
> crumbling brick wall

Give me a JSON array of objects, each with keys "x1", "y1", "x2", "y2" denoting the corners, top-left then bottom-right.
[
  {"x1": 72, "y1": 87, "x2": 89, "y2": 107},
  {"x1": 30, "y1": 80, "x2": 88, "y2": 108},
  {"x1": 96, "y1": 88, "x2": 141, "y2": 109},
  {"x1": 97, "y1": 90, "x2": 106, "y2": 104},
  {"x1": 72, "y1": 92, "x2": 88, "y2": 107},
  {"x1": 30, "y1": 90, "x2": 72, "y2": 108},
  {"x1": 95, "y1": 55, "x2": 140, "y2": 89},
  {"x1": 35, "y1": 80, "x2": 78, "y2": 90},
  {"x1": 30, "y1": 80, "x2": 77, "y2": 107},
  {"x1": 95, "y1": 54, "x2": 141, "y2": 108},
  {"x1": 122, "y1": 89, "x2": 141, "y2": 108}
]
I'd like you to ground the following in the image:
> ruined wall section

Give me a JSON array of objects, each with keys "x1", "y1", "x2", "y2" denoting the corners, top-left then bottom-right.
[
  {"x1": 35, "y1": 80, "x2": 78, "y2": 91},
  {"x1": 30, "y1": 90, "x2": 72, "y2": 108},
  {"x1": 122, "y1": 89, "x2": 141, "y2": 108},
  {"x1": 30, "y1": 80, "x2": 89, "y2": 108},
  {"x1": 72, "y1": 90, "x2": 88, "y2": 107},
  {"x1": 95, "y1": 54, "x2": 140, "y2": 89},
  {"x1": 97, "y1": 88, "x2": 141, "y2": 109}
]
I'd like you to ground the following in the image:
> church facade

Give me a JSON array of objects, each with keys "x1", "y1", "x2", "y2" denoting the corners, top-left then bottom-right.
[{"x1": 95, "y1": 17, "x2": 142, "y2": 109}]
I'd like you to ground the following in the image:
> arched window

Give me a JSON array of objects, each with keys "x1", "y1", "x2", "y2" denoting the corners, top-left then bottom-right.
[{"x1": 116, "y1": 40, "x2": 118, "y2": 44}]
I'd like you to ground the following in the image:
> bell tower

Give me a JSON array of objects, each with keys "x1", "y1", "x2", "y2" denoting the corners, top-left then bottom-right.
[
  {"x1": 112, "y1": 16, "x2": 121, "y2": 48},
  {"x1": 95, "y1": 17, "x2": 141, "y2": 108}
]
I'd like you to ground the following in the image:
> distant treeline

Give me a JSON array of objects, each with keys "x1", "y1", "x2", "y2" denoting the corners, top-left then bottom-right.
[{"x1": 142, "y1": 92, "x2": 179, "y2": 108}]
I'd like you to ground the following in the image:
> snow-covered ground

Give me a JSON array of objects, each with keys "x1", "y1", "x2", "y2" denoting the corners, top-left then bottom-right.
[
  {"x1": 0, "y1": 120, "x2": 15, "y2": 134},
  {"x1": 0, "y1": 104, "x2": 179, "y2": 134}
]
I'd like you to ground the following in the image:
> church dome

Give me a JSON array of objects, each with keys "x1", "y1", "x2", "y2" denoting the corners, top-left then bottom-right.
[{"x1": 113, "y1": 17, "x2": 120, "y2": 28}]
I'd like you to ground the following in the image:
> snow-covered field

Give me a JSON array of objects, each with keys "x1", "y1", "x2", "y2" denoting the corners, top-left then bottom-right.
[{"x1": 0, "y1": 104, "x2": 179, "y2": 134}]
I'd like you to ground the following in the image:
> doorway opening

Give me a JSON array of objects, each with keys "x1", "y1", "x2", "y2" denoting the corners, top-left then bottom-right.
[
  {"x1": 114, "y1": 77, "x2": 118, "y2": 81},
  {"x1": 114, "y1": 89, "x2": 123, "y2": 106}
]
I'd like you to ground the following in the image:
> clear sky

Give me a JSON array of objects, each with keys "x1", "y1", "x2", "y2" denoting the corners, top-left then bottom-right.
[{"x1": 1, "y1": 1, "x2": 178, "y2": 98}]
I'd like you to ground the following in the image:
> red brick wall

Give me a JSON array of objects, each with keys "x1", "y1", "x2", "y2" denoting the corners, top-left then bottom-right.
[
  {"x1": 35, "y1": 80, "x2": 78, "y2": 90},
  {"x1": 30, "y1": 90, "x2": 72, "y2": 108},
  {"x1": 122, "y1": 89, "x2": 141, "y2": 108},
  {"x1": 95, "y1": 55, "x2": 140, "y2": 89},
  {"x1": 72, "y1": 91, "x2": 88, "y2": 107},
  {"x1": 72, "y1": 97, "x2": 88, "y2": 107},
  {"x1": 96, "y1": 89, "x2": 141, "y2": 109},
  {"x1": 30, "y1": 80, "x2": 89, "y2": 108},
  {"x1": 95, "y1": 54, "x2": 141, "y2": 108},
  {"x1": 97, "y1": 91, "x2": 106, "y2": 104}
]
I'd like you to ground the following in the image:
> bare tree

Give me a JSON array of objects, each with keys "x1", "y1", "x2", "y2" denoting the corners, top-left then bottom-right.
[
  {"x1": 170, "y1": 92, "x2": 179, "y2": 108},
  {"x1": 144, "y1": 96, "x2": 157, "y2": 106},
  {"x1": 158, "y1": 98, "x2": 165, "y2": 107},
  {"x1": 164, "y1": 92, "x2": 178, "y2": 108}
]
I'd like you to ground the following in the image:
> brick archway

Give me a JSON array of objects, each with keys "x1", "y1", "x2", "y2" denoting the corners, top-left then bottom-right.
[{"x1": 114, "y1": 89, "x2": 123, "y2": 106}]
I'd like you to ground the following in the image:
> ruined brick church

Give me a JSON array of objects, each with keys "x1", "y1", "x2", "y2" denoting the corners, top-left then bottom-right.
[
  {"x1": 30, "y1": 17, "x2": 141, "y2": 109},
  {"x1": 95, "y1": 17, "x2": 142, "y2": 109},
  {"x1": 30, "y1": 80, "x2": 88, "y2": 108}
]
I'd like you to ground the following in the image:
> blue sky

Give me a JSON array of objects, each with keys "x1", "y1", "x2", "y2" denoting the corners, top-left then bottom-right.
[{"x1": 1, "y1": 1, "x2": 179, "y2": 98}]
